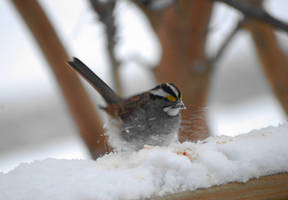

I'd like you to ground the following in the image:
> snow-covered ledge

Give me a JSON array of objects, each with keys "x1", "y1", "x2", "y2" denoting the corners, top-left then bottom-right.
[{"x1": 1, "y1": 124, "x2": 288, "y2": 200}]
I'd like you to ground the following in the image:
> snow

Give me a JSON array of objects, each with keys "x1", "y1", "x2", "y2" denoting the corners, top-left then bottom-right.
[{"x1": 1, "y1": 124, "x2": 288, "y2": 200}]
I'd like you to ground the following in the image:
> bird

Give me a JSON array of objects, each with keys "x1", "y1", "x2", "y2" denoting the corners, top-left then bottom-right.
[{"x1": 68, "y1": 57, "x2": 185, "y2": 151}]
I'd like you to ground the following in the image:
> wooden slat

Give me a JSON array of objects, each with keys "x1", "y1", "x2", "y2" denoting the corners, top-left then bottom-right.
[
  {"x1": 11, "y1": 0, "x2": 109, "y2": 158},
  {"x1": 151, "y1": 173, "x2": 288, "y2": 200}
]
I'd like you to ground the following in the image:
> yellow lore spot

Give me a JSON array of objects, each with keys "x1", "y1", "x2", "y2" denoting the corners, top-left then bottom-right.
[{"x1": 166, "y1": 95, "x2": 177, "y2": 102}]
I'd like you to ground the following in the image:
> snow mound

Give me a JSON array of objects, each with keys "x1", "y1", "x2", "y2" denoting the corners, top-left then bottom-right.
[{"x1": 1, "y1": 124, "x2": 288, "y2": 200}]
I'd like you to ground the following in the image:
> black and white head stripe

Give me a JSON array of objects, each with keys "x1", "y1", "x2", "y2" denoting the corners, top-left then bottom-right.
[
  {"x1": 150, "y1": 83, "x2": 181, "y2": 100},
  {"x1": 166, "y1": 83, "x2": 180, "y2": 98}
]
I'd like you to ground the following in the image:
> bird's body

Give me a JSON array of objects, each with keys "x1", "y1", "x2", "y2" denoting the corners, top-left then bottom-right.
[
  {"x1": 68, "y1": 58, "x2": 185, "y2": 151},
  {"x1": 111, "y1": 93, "x2": 181, "y2": 150}
]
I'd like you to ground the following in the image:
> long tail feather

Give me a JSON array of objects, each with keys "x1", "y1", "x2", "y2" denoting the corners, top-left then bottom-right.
[{"x1": 68, "y1": 57, "x2": 122, "y2": 104}]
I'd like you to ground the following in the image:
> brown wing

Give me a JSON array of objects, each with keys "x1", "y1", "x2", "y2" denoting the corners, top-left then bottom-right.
[{"x1": 103, "y1": 93, "x2": 150, "y2": 121}]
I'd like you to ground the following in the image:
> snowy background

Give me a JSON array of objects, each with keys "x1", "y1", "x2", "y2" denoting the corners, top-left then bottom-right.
[{"x1": 0, "y1": 0, "x2": 287, "y2": 173}]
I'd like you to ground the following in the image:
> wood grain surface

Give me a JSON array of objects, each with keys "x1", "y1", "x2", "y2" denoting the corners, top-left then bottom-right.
[{"x1": 151, "y1": 173, "x2": 288, "y2": 200}]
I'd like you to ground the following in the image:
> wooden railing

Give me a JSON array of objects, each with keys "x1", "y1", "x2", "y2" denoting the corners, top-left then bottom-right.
[{"x1": 151, "y1": 173, "x2": 288, "y2": 200}]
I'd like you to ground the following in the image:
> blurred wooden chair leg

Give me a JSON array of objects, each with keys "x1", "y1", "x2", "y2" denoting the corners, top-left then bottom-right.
[{"x1": 11, "y1": 0, "x2": 110, "y2": 159}]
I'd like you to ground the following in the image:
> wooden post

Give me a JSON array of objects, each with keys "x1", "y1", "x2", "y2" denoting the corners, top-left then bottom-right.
[
  {"x1": 136, "y1": 0, "x2": 214, "y2": 141},
  {"x1": 11, "y1": 0, "x2": 109, "y2": 159},
  {"x1": 236, "y1": 0, "x2": 288, "y2": 116},
  {"x1": 247, "y1": 20, "x2": 288, "y2": 116}
]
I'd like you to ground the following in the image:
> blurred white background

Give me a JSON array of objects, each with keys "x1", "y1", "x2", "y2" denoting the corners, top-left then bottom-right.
[{"x1": 0, "y1": 0, "x2": 287, "y2": 173}]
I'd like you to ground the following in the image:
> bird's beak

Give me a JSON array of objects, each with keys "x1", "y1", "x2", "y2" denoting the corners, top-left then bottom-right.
[{"x1": 175, "y1": 101, "x2": 186, "y2": 110}]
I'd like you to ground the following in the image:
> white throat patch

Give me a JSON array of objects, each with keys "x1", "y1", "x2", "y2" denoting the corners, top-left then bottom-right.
[{"x1": 163, "y1": 107, "x2": 181, "y2": 116}]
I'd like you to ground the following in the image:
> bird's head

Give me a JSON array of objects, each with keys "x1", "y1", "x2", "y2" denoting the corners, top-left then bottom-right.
[{"x1": 149, "y1": 83, "x2": 186, "y2": 116}]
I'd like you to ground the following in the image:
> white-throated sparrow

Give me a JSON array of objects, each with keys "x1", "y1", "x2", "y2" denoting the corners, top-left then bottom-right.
[{"x1": 68, "y1": 57, "x2": 185, "y2": 151}]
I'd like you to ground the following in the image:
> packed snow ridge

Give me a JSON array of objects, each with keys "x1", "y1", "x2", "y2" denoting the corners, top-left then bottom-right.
[{"x1": 1, "y1": 124, "x2": 288, "y2": 200}]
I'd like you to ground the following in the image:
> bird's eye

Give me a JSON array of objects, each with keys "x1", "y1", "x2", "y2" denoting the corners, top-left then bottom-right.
[{"x1": 166, "y1": 95, "x2": 177, "y2": 102}]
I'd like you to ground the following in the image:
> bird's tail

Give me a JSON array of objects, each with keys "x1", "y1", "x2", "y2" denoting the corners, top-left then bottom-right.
[{"x1": 68, "y1": 57, "x2": 122, "y2": 105}]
